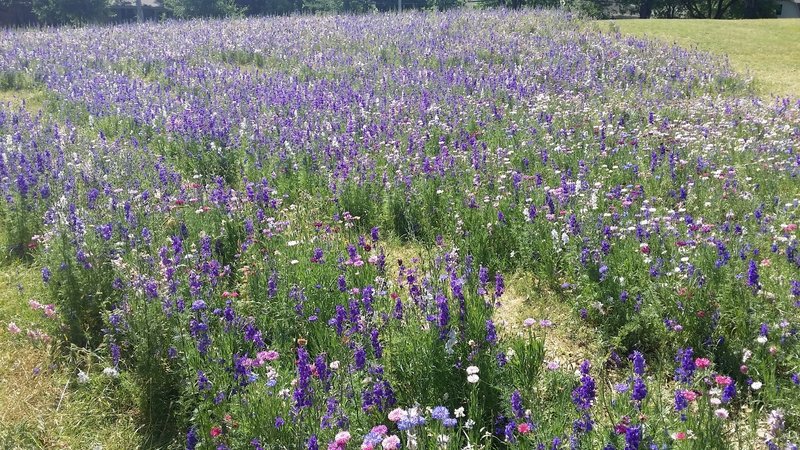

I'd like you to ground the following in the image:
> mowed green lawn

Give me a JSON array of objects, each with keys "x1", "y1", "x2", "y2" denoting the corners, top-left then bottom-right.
[{"x1": 609, "y1": 19, "x2": 800, "y2": 98}]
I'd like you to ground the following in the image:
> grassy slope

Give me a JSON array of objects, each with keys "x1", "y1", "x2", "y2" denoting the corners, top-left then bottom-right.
[
  {"x1": 0, "y1": 260, "x2": 141, "y2": 448},
  {"x1": 609, "y1": 19, "x2": 800, "y2": 97}
]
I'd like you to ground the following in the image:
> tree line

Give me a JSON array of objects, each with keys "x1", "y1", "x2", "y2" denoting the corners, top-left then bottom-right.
[{"x1": 0, "y1": 0, "x2": 780, "y2": 27}]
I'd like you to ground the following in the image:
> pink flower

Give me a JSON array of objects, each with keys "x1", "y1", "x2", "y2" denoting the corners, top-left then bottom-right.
[
  {"x1": 517, "y1": 423, "x2": 531, "y2": 434},
  {"x1": 258, "y1": 350, "x2": 280, "y2": 361},
  {"x1": 335, "y1": 431, "x2": 351, "y2": 445},
  {"x1": 29, "y1": 299, "x2": 42, "y2": 310},
  {"x1": 682, "y1": 390, "x2": 699, "y2": 402},
  {"x1": 371, "y1": 425, "x2": 388, "y2": 435},
  {"x1": 714, "y1": 375, "x2": 732, "y2": 386},
  {"x1": 714, "y1": 408, "x2": 729, "y2": 419},
  {"x1": 381, "y1": 435, "x2": 401, "y2": 450},
  {"x1": 672, "y1": 431, "x2": 687, "y2": 440},
  {"x1": 694, "y1": 358, "x2": 711, "y2": 369},
  {"x1": 388, "y1": 408, "x2": 407, "y2": 422},
  {"x1": 7, "y1": 322, "x2": 21, "y2": 334},
  {"x1": 210, "y1": 426, "x2": 222, "y2": 438}
]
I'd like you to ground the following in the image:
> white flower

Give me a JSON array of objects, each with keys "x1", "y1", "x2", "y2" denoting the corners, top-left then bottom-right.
[
  {"x1": 466, "y1": 365, "x2": 479, "y2": 375},
  {"x1": 454, "y1": 407, "x2": 465, "y2": 418},
  {"x1": 77, "y1": 370, "x2": 90, "y2": 384},
  {"x1": 444, "y1": 330, "x2": 457, "y2": 355},
  {"x1": 756, "y1": 336, "x2": 768, "y2": 344},
  {"x1": 102, "y1": 367, "x2": 119, "y2": 378},
  {"x1": 751, "y1": 381, "x2": 763, "y2": 390},
  {"x1": 714, "y1": 408, "x2": 729, "y2": 420},
  {"x1": 330, "y1": 360, "x2": 340, "y2": 370},
  {"x1": 467, "y1": 374, "x2": 480, "y2": 384},
  {"x1": 464, "y1": 419, "x2": 475, "y2": 429}
]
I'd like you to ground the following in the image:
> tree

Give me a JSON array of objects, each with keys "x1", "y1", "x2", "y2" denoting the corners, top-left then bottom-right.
[
  {"x1": 652, "y1": 0, "x2": 684, "y2": 17},
  {"x1": 235, "y1": 0, "x2": 301, "y2": 15},
  {"x1": 302, "y1": 0, "x2": 374, "y2": 12},
  {"x1": 163, "y1": 0, "x2": 242, "y2": 17},
  {"x1": 478, "y1": 0, "x2": 560, "y2": 9},
  {"x1": 734, "y1": 0, "x2": 777, "y2": 17},
  {"x1": 430, "y1": 0, "x2": 463, "y2": 9},
  {"x1": 680, "y1": 0, "x2": 736, "y2": 17},
  {"x1": 615, "y1": 0, "x2": 684, "y2": 17},
  {"x1": 374, "y1": 0, "x2": 430, "y2": 10},
  {"x1": 30, "y1": 0, "x2": 109, "y2": 24}
]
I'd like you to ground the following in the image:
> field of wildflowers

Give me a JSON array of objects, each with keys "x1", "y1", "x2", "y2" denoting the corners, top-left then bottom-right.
[{"x1": 1, "y1": 9, "x2": 799, "y2": 450}]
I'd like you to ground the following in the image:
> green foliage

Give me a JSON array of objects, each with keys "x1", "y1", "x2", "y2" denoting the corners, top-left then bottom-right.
[
  {"x1": 31, "y1": 0, "x2": 109, "y2": 24},
  {"x1": 163, "y1": 0, "x2": 242, "y2": 18},
  {"x1": 234, "y1": 0, "x2": 301, "y2": 15},
  {"x1": 477, "y1": 0, "x2": 560, "y2": 9},
  {"x1": 303, "y1": 0, "x2": 376, "y2": 12}
]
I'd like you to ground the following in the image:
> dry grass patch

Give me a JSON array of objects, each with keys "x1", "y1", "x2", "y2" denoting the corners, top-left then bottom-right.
[{"x1": 0, "y1": 265, "x2": 142, "y2": 449}]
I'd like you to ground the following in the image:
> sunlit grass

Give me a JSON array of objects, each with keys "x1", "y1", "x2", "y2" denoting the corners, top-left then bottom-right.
[
  {"x1": 0, "y1": 263, "x2": 142, "y2": 449},
  {"x1": 608, "y1": 19, "x2": 800, "y2": 97}
]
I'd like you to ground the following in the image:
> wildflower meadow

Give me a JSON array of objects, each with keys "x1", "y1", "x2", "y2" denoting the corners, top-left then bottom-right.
[{"x1": 1, "y1": 9, "x2": 799, "y2": 450}]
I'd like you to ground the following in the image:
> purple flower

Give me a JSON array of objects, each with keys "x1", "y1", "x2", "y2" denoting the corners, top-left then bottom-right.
[
  {"x1": 354, "y1": 345, "x2": 366, "y2": 370},
  {"x1": 431, "y1": 406, "x2": 450, "y2": 421},
  {"x1": 478, "y1": 266, "x2": 489, "y2": 296},
  {"x1": 631, "y1": 377, "x2": 647, "y2": 403},
  {"x1": 674, "y1": 390, "x2": 688, "y2": 411},
  {"x1": 436, "y1": 292, "x2": 449, "y2": 339},
  {"x1": 485, "y1": 319, "x2": 497, "y2": 345},
  {"x1": 747, "y1": 259, "x2": 760, "y2": 290},
  {"x1": 511, "y1": 390, "x2": 525, "y2": 419},
  {"x1": 197, "y1": 370, "x2": 211, "y2": 391},
  {"x1": 629, "y1": 351, "x2": 646, "y2": 376},
  {"x1": 674, "y1": 348, "x2": 695, "y2": 384},
  {"x1": 572, "y1": 360, "x2": 595, "y2": 411},
  {"x1": 293, "y1": 347, "x2": 313, "y2": 411},
  {"x1": 186, "y1": 426, "x2": 199, "y2": 450},
  {"x1": 370, "y1": 328, "x2": 382, "y2": 359},
  {"x1": 624, "y1": 425, "x2": 642, "y2": 450},
  {"x1": 722, "y1": 381, "x2": 736, "y2": 403},
  {"x1": 495, "y1": 272, "x2": 505, "y2": 298}
]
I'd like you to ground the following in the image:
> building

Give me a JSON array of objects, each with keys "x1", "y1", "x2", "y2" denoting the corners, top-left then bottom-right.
[
  {"x1": 111, "y1": 0, "x2": 165, "y2": 22},
  {"x1": 778, "y1": 0, "x2": 800, "y2": 17}
]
